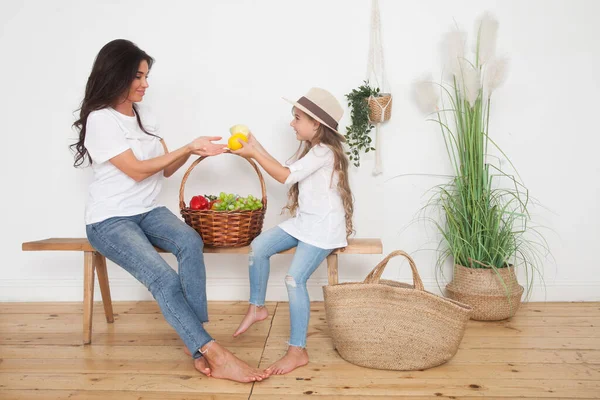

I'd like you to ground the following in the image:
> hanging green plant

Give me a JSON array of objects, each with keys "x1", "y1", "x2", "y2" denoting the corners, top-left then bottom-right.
[{"x1": 345, "y1": 81, "x2": 380, "y2": 167}]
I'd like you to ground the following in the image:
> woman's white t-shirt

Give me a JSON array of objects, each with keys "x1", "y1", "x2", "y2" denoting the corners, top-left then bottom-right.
[
  {"x1": 278, "y1": 144, "x2": 348, "y2": 250},
  {"x1": 84, "y1": 106, "x2": 165, "y2": 225}
]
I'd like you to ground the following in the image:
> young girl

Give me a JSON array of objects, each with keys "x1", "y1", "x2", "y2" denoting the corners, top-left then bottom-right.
[{"x1": 232, "y1": 87, "x2": 354, "y2": 374}]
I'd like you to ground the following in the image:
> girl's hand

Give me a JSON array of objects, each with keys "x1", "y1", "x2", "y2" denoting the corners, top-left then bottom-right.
[
  {"x1": 188, "y1": 136, "x2": 228, "y2": 156},
  {"x1": 246, "y1": 132, "x2": 265, "y2": 154},
  {"x1": 232, "y1": 136, "x2": 257, "y2": 158}
]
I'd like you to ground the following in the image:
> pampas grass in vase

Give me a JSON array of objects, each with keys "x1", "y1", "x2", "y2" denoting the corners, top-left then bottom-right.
[{"x1": 412, "y1": 12, "x2": 547, "y2": 320}]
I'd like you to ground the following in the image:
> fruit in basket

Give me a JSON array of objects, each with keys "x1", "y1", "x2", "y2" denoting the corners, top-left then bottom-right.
[
  {"x1": 190, "y1": 195, "x2": 209, "y2": 210},
  {"x1": 208, "y1": 192, "x2": 263, "y2": 211},
  {"x1": 229, "y1": 124, "x2": 250, "y2": 136},
  {"x1": 205, "y1": 194, "x2": 218, "y2": 209},
  {"x1": 228, "y1": 133, "x2": 248, "y2": 151}
]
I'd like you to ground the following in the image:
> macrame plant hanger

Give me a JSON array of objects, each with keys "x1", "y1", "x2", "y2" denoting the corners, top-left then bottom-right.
[{"x1": 366, "y1": 0, "x2": 392, "y2": 176}]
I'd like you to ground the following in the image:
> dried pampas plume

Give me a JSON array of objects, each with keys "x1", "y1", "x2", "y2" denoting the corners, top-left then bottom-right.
[
  {"x1": 413, "y1": 74, "x2": 439, "y2": 114},
  {"x1": 441, "y1": 30, "x2": 467, "y2": 80},
  {"x1": 484, "y1": 57, "x2": 509, "y2": 96},
  {"x1": 473, "y1": 12, "x2": 499, "y2": 65},
  {"x1": 459, "y1": 60, "x2": 481, "y2": 107}
]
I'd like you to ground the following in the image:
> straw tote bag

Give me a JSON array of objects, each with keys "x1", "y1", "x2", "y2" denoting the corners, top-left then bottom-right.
[{"x1": 323, "y1": 250, "x2": 473, "y2": 370}]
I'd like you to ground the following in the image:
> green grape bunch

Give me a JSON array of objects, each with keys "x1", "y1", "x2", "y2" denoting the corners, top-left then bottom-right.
[{"x1": 210, "y1": 192, "x2": 263, "y2": 212}]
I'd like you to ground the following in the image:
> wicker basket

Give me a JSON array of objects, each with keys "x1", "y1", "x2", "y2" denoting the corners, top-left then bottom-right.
[
  {"x1": 367, "y1": 93, "x2": 392, "y2": 123},
  {"x1": 446, "y1": 264, "x2": 524, "y2": 321},
  {"x1": 179, "y1": 153, "x2": 267, "y2": 248},
  {"x1": 323, "y1": 250, "x2": 472, "y2": 371}
]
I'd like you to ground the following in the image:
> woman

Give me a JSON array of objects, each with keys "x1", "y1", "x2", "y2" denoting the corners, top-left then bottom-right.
[{"x1": 71, "y1": 39, "x2": 268, "y2": 383}]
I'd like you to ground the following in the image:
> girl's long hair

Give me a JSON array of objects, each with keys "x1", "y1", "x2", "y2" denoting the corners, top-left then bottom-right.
[{"x1": 283, "y1": 118, "x2": 354, "y2": 238}]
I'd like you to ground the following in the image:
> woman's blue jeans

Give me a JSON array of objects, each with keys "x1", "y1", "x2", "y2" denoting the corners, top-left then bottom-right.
[
  {"x1": 86, "y1": 206, "x2": 212, "y2": 359},
  {"x1": 249, "y1": 226, "x2": 332, "y2": 348}
]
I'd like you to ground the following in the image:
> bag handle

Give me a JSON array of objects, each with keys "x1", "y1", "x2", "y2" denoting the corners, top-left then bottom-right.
[{"x1": 363, "y1": 250, "x2": 425, "y2": 291}]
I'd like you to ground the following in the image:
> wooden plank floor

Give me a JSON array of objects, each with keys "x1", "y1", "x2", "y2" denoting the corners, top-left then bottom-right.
[{"x1": 0, "y1": 301, "x2": 599, "y2": 399}]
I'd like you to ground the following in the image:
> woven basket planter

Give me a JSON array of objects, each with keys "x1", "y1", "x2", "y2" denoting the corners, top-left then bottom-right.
[
  {"x1": 323, "y1": 250, "x2": 472, "y2": 371},
  {"x1": 367, "y1": 93, "x2": 392, "y2": 123},
  {"x1": 446, "y1": 264, "x2": 524, "y2": 321},
  {"x1": 179, "y1": 154, "x2": 267, "y2": 248}
]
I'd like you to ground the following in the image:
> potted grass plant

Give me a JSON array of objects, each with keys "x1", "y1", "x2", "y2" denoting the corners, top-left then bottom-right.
[{"x1": 413, "y1": 12, "x2": 546, "y2": 320}]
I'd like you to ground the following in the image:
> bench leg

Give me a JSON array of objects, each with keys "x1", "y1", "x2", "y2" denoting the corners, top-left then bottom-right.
[
  {"x1": 94, "y1": 252, "x2": 114, "y2": 323},
  {"x1": 327, "y1": 253, "x2": 338, "y2": 285},
  {"x1": 83, "y1": 251, "x2": 95, "y2": 345}
]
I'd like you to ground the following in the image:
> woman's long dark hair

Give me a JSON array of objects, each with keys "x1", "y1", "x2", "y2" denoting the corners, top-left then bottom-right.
[{"x1": 71, "y1": 39, "x2": 155, "y2": 167}]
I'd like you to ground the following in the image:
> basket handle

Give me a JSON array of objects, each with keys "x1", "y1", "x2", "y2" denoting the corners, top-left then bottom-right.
[
  {"x1": 363, "y1": 250, "x2": 425, "y2": 291},
  {"x1": 179, "y1": 153, "x2": 267, "y2": 210}
]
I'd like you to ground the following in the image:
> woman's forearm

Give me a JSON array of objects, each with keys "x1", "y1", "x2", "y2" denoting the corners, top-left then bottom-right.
[
  {"x1": 137, "y1": 145, "x2": 192, "y2": 180},
  {"x1": 161, "y1": 141, "x2": 192, "y2": 177},
  {"x1": 163, "y1": 153, "x2": 191, "y2": 177},
  {"x1": 110, "y1": 145, "x2": 192, "y2": 182}
]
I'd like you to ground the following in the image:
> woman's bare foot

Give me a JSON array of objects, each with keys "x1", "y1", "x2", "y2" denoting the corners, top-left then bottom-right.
[
  {"x1": 265, "y1": 346, "x2": 309, "y2": 375},
  {"x1": 183, "y1": 347, "x2": 211, "y2": 376},
  {"x1": 203, "y1": 341, "x2": 270, "y2": 383},
  {"x1": 193, "y1": 357, "x2": 212, "y2": 376},
  {"x1": 233, "y1": 305, "x2": 268, "y2": 337}
]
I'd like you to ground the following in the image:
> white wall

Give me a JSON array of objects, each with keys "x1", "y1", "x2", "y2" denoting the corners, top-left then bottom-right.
[{"x1": 1, "y1": 0, "x2": 598, "y2": 302}]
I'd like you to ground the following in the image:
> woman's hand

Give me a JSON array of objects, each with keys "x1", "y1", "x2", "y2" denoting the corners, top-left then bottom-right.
[{"x1": 188, "y1": 136, "x2": 228, "y2": 156}]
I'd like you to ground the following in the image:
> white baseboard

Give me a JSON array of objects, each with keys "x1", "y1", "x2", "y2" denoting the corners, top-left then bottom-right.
[{"x1": 1, "y1": 278, "x2": 598, "y2": 302}]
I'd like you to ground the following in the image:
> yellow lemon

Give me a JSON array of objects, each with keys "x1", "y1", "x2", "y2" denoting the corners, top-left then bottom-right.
[
  {"x1": 228, "y1": 133, "x2": 248, "y2": 150},
  {"x1": 229, "y1": 124, "x2": 250, "y2": 136}
]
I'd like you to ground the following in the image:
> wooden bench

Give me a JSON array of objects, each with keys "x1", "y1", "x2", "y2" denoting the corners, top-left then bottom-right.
[{"x1": 22, "y1": 238, "x2": 383, "y2": 344}]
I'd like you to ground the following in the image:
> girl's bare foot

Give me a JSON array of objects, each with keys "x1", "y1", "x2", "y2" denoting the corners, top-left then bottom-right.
[
  {"x1": 233, "y1": 305, "x2": 268, "y2": 337},
  {"x1": 265, "y1": 346, "x2": 309, "y2": 375},
  {"x1": 203, "y1": 341, "x2": 270, "y2": 383}
]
